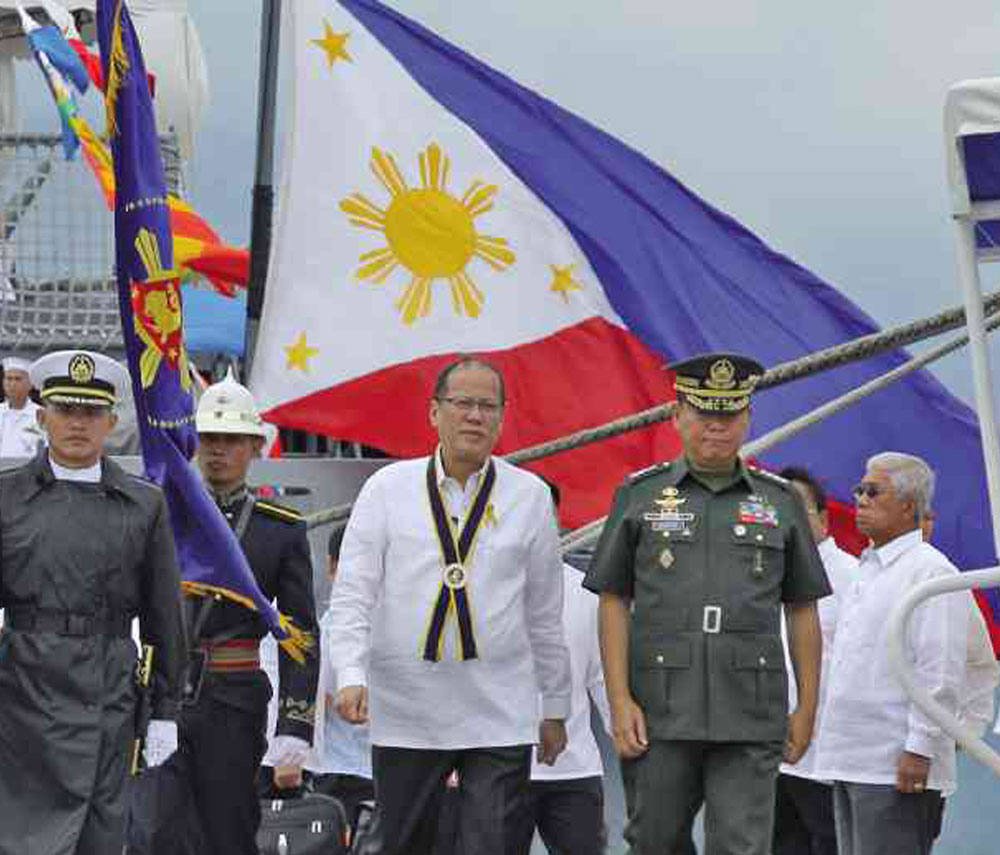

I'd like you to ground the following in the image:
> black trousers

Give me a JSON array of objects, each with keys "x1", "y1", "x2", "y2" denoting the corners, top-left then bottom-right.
[
  {"x1": 511, "y1": 776, "x2": 606, "y2": 855},
  {"x1": 361, "y1": 744, "x2": 532, "y2": 855},
  {"x1": 173, "y1": 693, "x2": 268, "y2": 855},
  {"x1": 772, "y1": 774, "x2": 837, "y2": 855},
  {"x1": 310, "y1": 772, "x2": 376, "y2": 831}
]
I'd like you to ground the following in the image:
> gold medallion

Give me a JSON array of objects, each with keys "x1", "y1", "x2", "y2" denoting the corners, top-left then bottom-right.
[
  {"x1": 443, "y1": 563, "x2": 467, "y2": 590},
  {"x1": 660, "y1": 548, "x2": 674, "y2": 570}
]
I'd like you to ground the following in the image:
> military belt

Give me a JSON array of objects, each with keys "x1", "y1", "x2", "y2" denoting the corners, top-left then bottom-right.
[
  {"x1": 199, "y1": 638, "x2": 261, "y2": 672},
  {"x1": 638, "y1": 606, "x2": 779, "y2": 635},
  {"x1": 6, "y1": 606, "x2": 130, "y2": 638}
]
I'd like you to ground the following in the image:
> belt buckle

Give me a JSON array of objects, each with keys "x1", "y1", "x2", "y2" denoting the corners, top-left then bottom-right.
[{"x1": 702, "y1": 605, "x2": 722, "y2": 634}]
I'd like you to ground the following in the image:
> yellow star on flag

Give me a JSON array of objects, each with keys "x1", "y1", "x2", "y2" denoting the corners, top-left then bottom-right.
[
  {"x1": 312, "y1": 21, "x2": 352, "y2": 68},
  {"x1": 284, "y1": 333, "x2": 319, "y2": 371},
  {"x1": 549, "y1": 264, "x2": 582, "y2": 302}
]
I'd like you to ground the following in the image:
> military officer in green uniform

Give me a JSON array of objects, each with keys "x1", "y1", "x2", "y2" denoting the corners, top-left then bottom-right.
[{"x1": 584, "y1": 353, "x2": 831, "y2": 855}]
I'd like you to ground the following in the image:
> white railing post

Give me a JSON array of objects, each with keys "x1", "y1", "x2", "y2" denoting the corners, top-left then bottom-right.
[{"x1": 887, "y1": 568, "x2": 1000, "y2": 777}]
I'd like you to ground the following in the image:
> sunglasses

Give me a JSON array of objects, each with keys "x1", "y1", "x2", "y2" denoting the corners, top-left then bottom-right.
[{"x1": 852, "y1": 483, "x2": 884, "y2": 500}]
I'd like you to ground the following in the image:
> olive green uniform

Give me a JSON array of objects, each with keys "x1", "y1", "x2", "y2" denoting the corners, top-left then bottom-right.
[{"x1": 584, "y1": 456, "x2": 830, "y2": 855}]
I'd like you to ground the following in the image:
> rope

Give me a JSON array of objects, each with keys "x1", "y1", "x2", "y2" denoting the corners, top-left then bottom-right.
[
  {"x1": 305, "y1": 294, "x2": 1000, "y2": 530},
  {"x1": 559, "y1": 314, "x2": 1000, "y2": 552}
]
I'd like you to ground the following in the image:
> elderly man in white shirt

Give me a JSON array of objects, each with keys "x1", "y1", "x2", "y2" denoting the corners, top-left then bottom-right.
[
  {"x1": 328, "y1": 357, "x2": 572, "y2": 855},
  {"x1": 814, "y1": 452, "x2": 968, "y2": 855},
  {"x1": 0, "y1": 356, "x2": 42, "y2": 459},
  {"x1": 773, "y1": 466, "x2": 858, "y2": 855},
  {"x1": 512, "y1": 478, "x2": 612, "y2": 855}
]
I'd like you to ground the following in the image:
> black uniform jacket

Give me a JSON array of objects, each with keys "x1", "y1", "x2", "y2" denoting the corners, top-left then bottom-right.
[
  {"x1": 190, "y1": 493, "x2": 319, "y2": 742},
  {"x1": 0, "y1": 452, "x2": 187, "y2": 854}
]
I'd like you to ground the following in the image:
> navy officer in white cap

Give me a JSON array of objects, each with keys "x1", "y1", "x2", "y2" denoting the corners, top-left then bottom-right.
[
  {"x1": 0, "y1": 355, "x2": 43, "y2": 459},
  {"x1": 0, "y1": 350, "x2": 187, "y2": 855}
]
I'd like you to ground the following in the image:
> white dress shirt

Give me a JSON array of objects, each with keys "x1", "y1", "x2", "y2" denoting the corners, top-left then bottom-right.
[
  {"x1": 312, "y1": 606, "x2": 372, "y2": 777},
  {"x1": 781, "y1": 536, "x2": 858, "y2": 780},
  {"x1": 49, "y1": 455, "x2": 101, "y2": 483},
  {"x1": 328, "y1": 451, "x2": 571, "y2": 749},
  {"x1": 531, "y1": 564, "x2": 611, "y2": 782},
  {"x1": 260, "y1": 633, "x2": 282, "y2": 766},
  {"x1": 0, "y1": 400, "x2": 41, "y2": 458},
  {"x1": 262, "y1": 609, "x2": 373, "y2": 777},
  {"x1": 958, "y1": 601, "x2": 999, "y2": 738},
  {"x1": 813, "y1": 529, "x2": 968, "y2": 795}
]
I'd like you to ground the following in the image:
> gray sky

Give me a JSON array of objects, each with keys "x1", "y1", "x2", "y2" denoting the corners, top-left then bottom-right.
[{"x1": 14, "y1": 0, "x2": 1000, "y2": 405}]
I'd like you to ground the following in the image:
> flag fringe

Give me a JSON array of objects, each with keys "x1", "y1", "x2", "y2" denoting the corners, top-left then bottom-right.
[
  {"x1": 278, "y1": 613, "x2": 316, "y2": 664},
  {"x1": 181, "y1": 580, "x2": 258, "y2": 612},
  {"x1": 104, "y1": 0, "x2": 130, "y2": 137},
  {"x1": 181, "y1": 580, "x2": 315, "y2": 662}
]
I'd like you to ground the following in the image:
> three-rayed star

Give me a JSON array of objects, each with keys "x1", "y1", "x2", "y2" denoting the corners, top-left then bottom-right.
[
  {"x1": 312, "y1": 20, "x2": 352, "y2": 68},
  {"x1": 549, "y1": 264, "x2": 582, "y2": 302},
  {"x1": 284, "y1": 333, "x2": 319, "y2": 371}
]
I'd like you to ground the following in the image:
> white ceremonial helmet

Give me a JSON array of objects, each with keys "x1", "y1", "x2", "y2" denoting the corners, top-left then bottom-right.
[{"x1": 195, "y1": 367, "x2": 269, "y2": 437}]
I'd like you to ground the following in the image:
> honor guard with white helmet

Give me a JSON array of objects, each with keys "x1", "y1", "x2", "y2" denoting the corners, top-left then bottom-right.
[
  {"x1": 585, "y1": 352, "x2": 832, "y2": 855},
  {"x1": 0, "y1": 350, "x2": 187, "y2": 855},
  {"x1": 168, "y1": 368, "x2": 318, "y2": 855},
  {"x1": 195, "y1": 366, "x2": 270, "y2": 438},
  {"x1": 0, "y1": 355, "x2": 43, "y2": 458}
]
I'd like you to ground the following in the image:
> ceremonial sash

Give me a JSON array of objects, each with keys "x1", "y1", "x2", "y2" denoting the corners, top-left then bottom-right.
[{"x1": 422, "y1": 456, "x2": 496, "y2": 662}]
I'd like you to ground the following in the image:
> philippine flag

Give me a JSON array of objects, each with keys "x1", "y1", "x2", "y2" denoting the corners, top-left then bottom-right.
[{"x1": 250, "y1": 0, "x2": 999, "y2": 641}]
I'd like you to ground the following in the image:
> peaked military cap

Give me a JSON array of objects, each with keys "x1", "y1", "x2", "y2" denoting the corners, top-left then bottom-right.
[
  {"x1": 29, "y1": 350, "x2": 126, "y2": 407},
  {"x1": 670, "y1": 352, "x2": 764, "y2": 413}
]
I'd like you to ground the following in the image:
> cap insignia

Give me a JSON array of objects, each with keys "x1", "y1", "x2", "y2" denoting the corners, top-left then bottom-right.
[
  {"x1": 68, "y1": 353, "x2": 96, "y2": 385},
  {"x1": 706, "y1": 358, "x2": 736, "y2": 390}
]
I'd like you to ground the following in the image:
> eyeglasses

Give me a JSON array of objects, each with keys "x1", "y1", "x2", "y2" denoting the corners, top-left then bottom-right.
[
  {"x1": 437, "y1": 396, "x2": 504, "y2": 417},
  {"x1": 852, "y1": 483, "x2": 884, "y2": 500}
]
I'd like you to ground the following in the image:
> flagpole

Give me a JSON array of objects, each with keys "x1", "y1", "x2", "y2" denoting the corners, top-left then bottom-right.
[{"x1": 243, "y1": 0, "x2": 283, "y2": 378}]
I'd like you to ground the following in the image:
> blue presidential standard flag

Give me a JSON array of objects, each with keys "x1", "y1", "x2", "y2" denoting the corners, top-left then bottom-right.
[{"x1": 95, "y1": 0, "x2": 309, "y2": 658}]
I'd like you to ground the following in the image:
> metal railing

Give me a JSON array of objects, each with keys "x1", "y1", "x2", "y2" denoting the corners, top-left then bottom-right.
[{"x1": 0, "y1": 132, "x2": 179, "y2": 357}]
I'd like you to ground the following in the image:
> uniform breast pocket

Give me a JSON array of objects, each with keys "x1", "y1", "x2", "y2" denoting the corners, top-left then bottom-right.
[
  {"x1": 632, "y1": 638, "x2": 691, "y2": 715},
  {"x1": 732, "y1": 525, "x2": 785, "y2": 582}
]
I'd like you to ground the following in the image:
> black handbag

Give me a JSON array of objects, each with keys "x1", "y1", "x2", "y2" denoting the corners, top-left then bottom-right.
[{"x1": 257, "y1": 792, "x2": 349, "y2": 855}]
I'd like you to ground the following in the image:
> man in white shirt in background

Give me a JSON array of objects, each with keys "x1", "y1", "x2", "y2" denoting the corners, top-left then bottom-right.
[
  {"x1": 0, "y1": 355, "x2": 42, "y2": 458},
  {"x1": 917, "y1": 509, "x2": 999, "y2": 844},
  {"x1": 311, "y1": 523, "x2": 374, "y2": 826},
  {"x1": 814, "y1": 452, "x2": 968, "y2": 855},
  {"x1": 329, "y1": 357, "x2": 571, "y2": 855},
  {"x1": 772, "y1": 466, "x2": 858, "y2": 855},
  {"x1": 512, "y1": 479, "x2": 612, "y2": 855}
]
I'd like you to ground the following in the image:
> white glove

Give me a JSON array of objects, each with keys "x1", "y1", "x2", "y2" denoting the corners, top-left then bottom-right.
[
  {"x1": 143, "y1": 719, "x2": 178, "y2": 768},
  {"x1": 269, "y1": 735, "x2": 310, "y2": 767}
]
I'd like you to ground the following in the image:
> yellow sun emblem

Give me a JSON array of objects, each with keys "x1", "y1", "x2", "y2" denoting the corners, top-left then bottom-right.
[{"x1": 340, "y1": 143, "x2": 516, "y2": 325}]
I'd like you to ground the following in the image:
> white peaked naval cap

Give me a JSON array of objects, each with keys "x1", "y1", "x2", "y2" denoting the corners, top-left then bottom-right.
[
  {"x1": 29, "y1": 350, "x2": 126, "y2": 407},
  {"x1": 196, "y1": 367, "x2": 268, "y2": 437}
]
